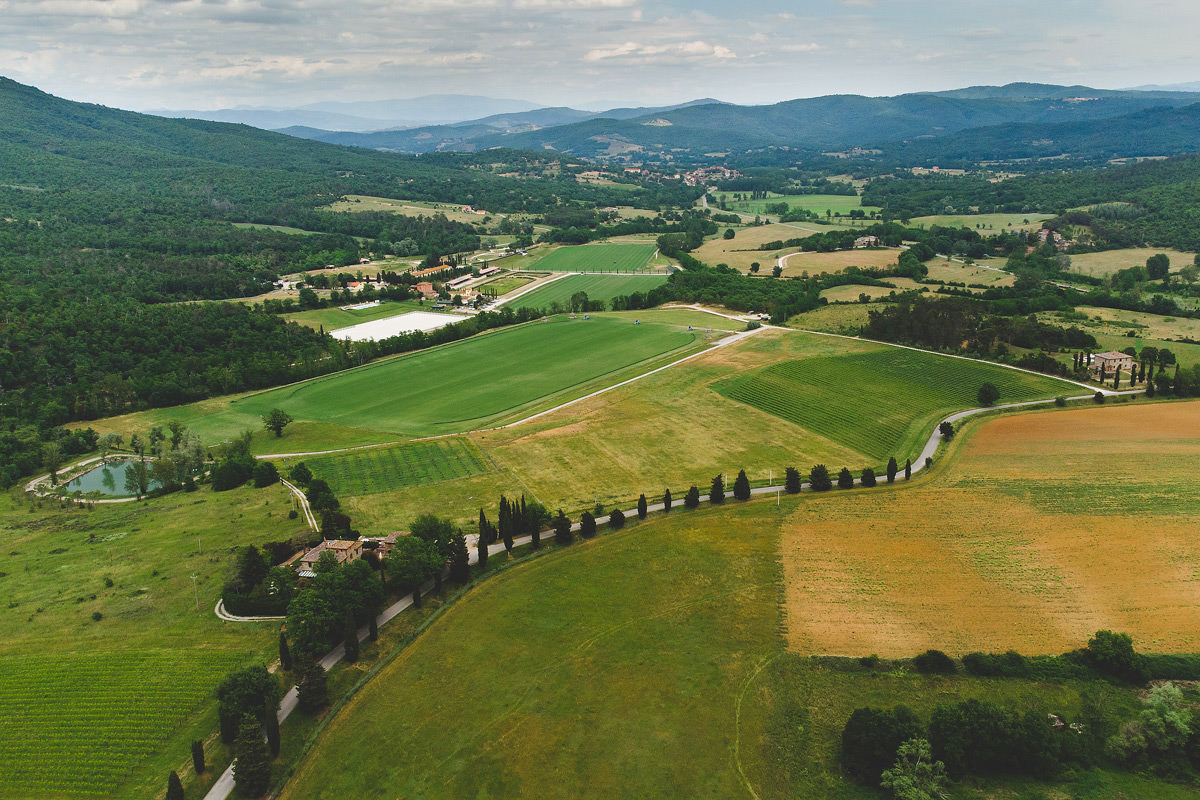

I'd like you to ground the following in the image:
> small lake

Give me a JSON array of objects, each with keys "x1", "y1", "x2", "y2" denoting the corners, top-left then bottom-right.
[{"x1": 63, "y1": 459, "x2": 161, "y2": 497}]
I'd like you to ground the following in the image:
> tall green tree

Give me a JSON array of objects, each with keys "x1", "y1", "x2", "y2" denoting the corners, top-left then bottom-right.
[
  {"x1": 785, "y1": 467, "x2": 801, "y2": 494},
  {"x1": 278, "y1": 631, "x2": 292, "y2": 672},
  {"x1": 342, "y1": 611, "x2": 359, "y2": 664},
  {"x1": 684, "y1": 485, "x2": 700, "y2": 508},
  {"x1": 191, "y1": 739, "x2": 206, "y2": 774},
  {"x1": 733, "y1": 469, "x2": 751, "y2": 501},
  {"x1": 837, "y1": 467, "x2": 854, "y2": 489},
  {"x1": 880, "y1": 738, "x2": 948, "y2": 800},
  {"x1": 710, "y1": 474, "x2": 725, "y2": 505},
  {"x1": 449, "y1": 530, "x2": 470, "y2": 584},
  {"x1": 609, "y1": 508, "x2": 626, "y2": 529},
  {"x1": 579, "y1": 511, "x2": 596, "y2": 539},
  {"x1": 232, "y1": 714, "x2": 272, "y2": 797},
  {"x1": 809, "y1": 464, "x2": 832, "y2": 492},
  {"x1": 905, "y1": 458, "x2": 912, "y2": 480},
  {"x1": 296, "y1": 658, "x2": 328, "y2": 713},
  {"x1": 886, "y1": 456, "x2": 898, "y2": 484},
  {"x1": 553, "y1": 510, "x2": 573, "y2": 545},
  {"x1": 663, "y1": 488, "x2": 673, "y2": 512},
  {"x1": 166, "y1": 771, "x2": 184, "y2": 800},
  {"x1": 264, "y1": 701, "x2": 280, "y2": 758},
  {"x1": 861, "y1": 467, "x2": 877, "y2": 488},
  {"x1": 637, "y1": 493, "x2": 648, "y2": 520}
]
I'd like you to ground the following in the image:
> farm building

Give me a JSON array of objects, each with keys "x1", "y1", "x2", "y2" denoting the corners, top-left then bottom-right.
[
  {"x1": 412, "y1": 265, "x2": 452, "y2": 279},
  {"x1": 296, "y1": 539, "x2": 363, "y2": 577},
  {"x1": 415, "y1": 281, "x2": 436, "y2": 298},
  {"x1": 477, "y1": 265, "x2": 501, "y2": 278},
  {"x1": 854, "y1": 236, "x2": 880, "y2": 248},
  {"x1": 1090, "y1": 350, "x2": 1135, "y2": 376},
  {"x1": 362, "y1": 532, "x2": 406, "y2": 560},
  {"x1": 446, "y1": 274, "x2": 474, "y2": 290}
]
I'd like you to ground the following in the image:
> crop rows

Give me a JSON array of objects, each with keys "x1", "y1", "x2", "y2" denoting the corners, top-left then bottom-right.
[
  {"x1": 715, "y1": 348, "x2": 1072, "y2": 461},
  {"x1": 303, "y1": 438, "x2": 492, "y2": 496},
  {"x1": 0, "y1": 650, "x2": 241, "y2": 796}
]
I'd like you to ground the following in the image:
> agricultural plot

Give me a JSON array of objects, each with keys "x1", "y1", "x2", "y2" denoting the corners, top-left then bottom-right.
[
  {"x1": 785, "y1": 303, "x2": 876, "y2": 334},
  {"x1": 507, "y1": 273, "x2": 668, "y2": 311},
  {"x1": 716, "y1": 192, "x2": 880, "y2": 219},
  {"x1": 325, "y1": 195, "x2": 491, "y2": 225},
  {"x1": 923, "y1": 258, "x2": 1015, "y2": 287},
  {"x1": 776, "y1": 247, "x2": 899, "y2": 276},
  {"x1": 0, "y1": 650, "x2": 241, "y2": 797},
  {"x1": 299, "y1": 438, "x2": 492, "y2": 496},
  {"x1": 528, "y1": 243, "x2": 658, "y2": 273},
  {"x1": 1066, "y1": 247, "x2": 1194, "y2": 278},
  {"x1": 90, "y1": 314, "x2": 708, "y2": 449},
  {"x1": 780, "y1": 401, "x2": 1200, "y2": 657},
  {"x1": 908, "y1": 213, "x2": 1052, "y2": 232},
  {"x1": 818, "y1": 279, "x2": 922, "y2": 303},
  {"x1": 714, "y1": 347, "x2": 1075, "y2": 462}
]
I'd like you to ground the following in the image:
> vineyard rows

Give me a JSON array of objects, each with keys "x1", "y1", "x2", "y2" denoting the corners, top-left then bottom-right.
[{"x1": 0, "y1": 650, "x2": 241, "y2": 796}]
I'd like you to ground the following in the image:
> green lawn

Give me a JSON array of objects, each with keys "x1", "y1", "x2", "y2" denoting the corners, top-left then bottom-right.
[
  {"x1": 508, "y1": 273, "x2": 669, "y2": 311},
  {"x1": 529, "y1": 243, "x2": 658, "y2": 273},
  {"x1": 298, "y1": 437, "x2": 493, "y2": 497},
  {"x1": 714, "y1": 347, "x2": 1077, "y2": 462},
  {"x1": 92, "y1": 314, "x2": 708, "y2": 449},
  {"x1": 283, "y1": 300, "x2": 429, "y2": 331},
  {"x1": 0, "y1": 484, "x2": 303, "y2": 799}
]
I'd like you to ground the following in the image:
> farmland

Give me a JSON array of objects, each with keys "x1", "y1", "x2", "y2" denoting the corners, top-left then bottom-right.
[
  {"x1": 818, "y1": 279, "x2": 922, "y2": 303},
  {"x1": 298, "y1": 437, "x2": 493, "y2": 497},
  {"x1": 908, "y1": 212, "x2": 1052, "y2": 232},
  {"x1": 0, "y1": 483, "x2": 303, "y2": 798},
  {"x1": 1066, "y1": 247, "x2": 1195, "y2": 278},
  {"x1": 714, "y1": 192, "x2": 880, "y2": 220},
  {"x1": 506, "y1": 273, "x2": 668, "y2": 311},
  {"x1": 273, "y1": 398, "x2": 1200, "y2": 799},
  {"x1": 714, "y1": 346, "x2": 1076, "y2": 462},
  {"x1": 283, "y1": 300, "x2": 428, "y2": 331},
  {"x1": 528, "y1": 243, "x2": 659, "y2": 273},
  {"x1": 325, "y1": 195, "x2": 492, "y2": 225},
  {"x1": 87, "y1": 313, "x2": 711, "y2": 451},
  {"x1": 780, "y1": 400, "x2": 1200, "y2": 657},
  {"x1": 786, "y1": 303, "x2": 876, "y2": 334},
  {"x1": 692, "y1": 222, "x2": 817, "y2": 272},
  {"x1": 776, "y1": 247, "x2": 899, "y2": 276}
]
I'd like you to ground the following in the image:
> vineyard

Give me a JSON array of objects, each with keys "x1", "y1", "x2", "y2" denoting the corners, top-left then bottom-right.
[
  {"x1": 714, "y1": 347, "x2": 1074, "y2": 462},
  {"x1": 299, "y1": 438, "x2": 493, "y2": 496},
  {"x1": 0, "y1": 650, "x2": 241, "y2": 796},
  {"x1": 529, "y1": 243, "x2": 658, "y2": 273}
]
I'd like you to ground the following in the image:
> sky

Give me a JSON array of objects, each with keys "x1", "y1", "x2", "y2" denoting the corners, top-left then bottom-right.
[{"x1": 0, "y1": 0, "x2": 1197, "y2": 112}]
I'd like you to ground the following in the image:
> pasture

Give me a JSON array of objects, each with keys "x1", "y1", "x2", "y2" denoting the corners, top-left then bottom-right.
[
  {"x1": 1067, "y1": 247, "x2": 1195, "y2": 278},
  {"x1": 528, "y1": 243, "x2": 659, "y2": 273},
  {"x1": 325, "y1": 195, "x2": 491, "y2": 225},
  {"x1": 716, "y1": 192, "x2": 880, "y2": 220},
  {"x1": 297, "y1": 437, "x2": 493, "y2": 497},
  {"x1": 714, "y1": 346, "x2": 1075, "y2": 462},
  {"x1": 924, "y1": 258, "x2": 1015, "y2": 287},
  {"x1": 692, "y1": 223, "x2": 820, "y2": 272},
  {"x1": 776, "y1": 248, "x2": 899, "y2": 277},
  {"x1": 88, "y1": 314, "x2": 709, "y2": 451},
  {"x1": 0, "y1": 483, "x2": 302, "y2": 798},
  {"x1": 780, "y1": 400, "x2": 1200, "y2": 657},
  {"x1": 785, "y1": 303, "x2": 875, "y2": 334},
  {"x1": 507, "y1": 273, "x2": 668, "y2": 311},
  {"x1": 908, "y1": 212, "x2": 1052, "y2": 232},
  {"x1": 818, "y1": 279, "x2": 922, "y2": 303}
]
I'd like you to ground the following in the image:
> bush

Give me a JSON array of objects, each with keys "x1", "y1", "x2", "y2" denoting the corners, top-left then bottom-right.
[
  {"x1": 1086, "y1": 630, "x2": 1146, "y2": 682},
  {"x1": 1054, "y1": 395, "x2": 1067, "y2": 406},
  {"x1": 784, "y1": 467, "x2": 801, "y2": 494},
  {"x1": 938, "y1": 421, "x2": 954, "y2": 440},
  {"x1": 860, "y1": 467, "x2": 876, "y2": 488},
  {"x1": 913, "y1": 649, "x2": 956, "y2": 675},
  {"x1": 709, "y1": 474, "x2": 725, "y2": 504},
  {"x1": 733, "y1": 469, "x2": 751, "y2": 500},
  {"x1": 977, "y1": 382, "x2": 1000, "y2": 406},
  {"x1": 841, "y1": 705, "x2": 924, "y2": 783},
  {"x1": 837, "y1": 467, "x2": 854, "y2": 489},
  {"x1": 211, "y1": 460, "x2": 252, "y2": 491},
  {"x1": 962, "y1": 650, "x2": 1030, "y2": 678},
  {"x1": 252, "y1": 461, "x2": 279, "y2": 488},
  {"x1": 579, "y1": 511, "x2": 596, "y2": 539},
  {"x1": 1094, "y1": 390, "x2": 1105, "y2": 403},
  {"x1": 684, "y1": 486, "x2": 700, "y2": 509},
  {"x1": 288, "y1": 462, "x2": 312, "y2": 486},
  {"x1": 809, "y1": 464, "x2": 832, "y2": 492},
  {"x1": 609, "y1": 508, "x2": 626, "y2": 529}
]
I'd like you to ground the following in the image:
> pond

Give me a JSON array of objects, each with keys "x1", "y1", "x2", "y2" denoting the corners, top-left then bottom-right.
[{"x1": 62, "y1": 459, "x2": 161, "y2": 497}]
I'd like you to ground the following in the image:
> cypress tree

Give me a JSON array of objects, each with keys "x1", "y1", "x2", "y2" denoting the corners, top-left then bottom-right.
[
  {"x1": 861, "y1": 467, "x2": 877, "y2": 487},
  {"x1": 519, "y1": 496, "x2": 528, "y2": 534},
  {"x1": 609, "y1": 508, "x2": 626, "y2": 529},
  {"x1": 663, "y1": 488, "x2": 672, "y2": 512},
  {"x1": 497, "y1": 496, "x2": 510, "y2": 545},
  {"x1": 478, "y1": 508, "x2": 491, "y2": 545},
  {"x1": 1114, "y1": 366, "x2": 1121, "y2": 390},
  {"x1": 553, "y1": 510, "x2": 573, "y2": 544},
  {"x1": 297, "y1": 659, "x2": 328, "y2": 713},
  {"x1": 684, "y1": 485, "x2": 700, "y2": 508},
  {"x1": 368, "y1": 613, "x2": 378, "y2": 642},
  {"x1": 886, "y1": 457, "x2": 897, "y2": 484},
  {"x1": 232, "y1": 715, "x2": 271, "y2": 797},
  {"x1": 785, "y1": 467, "x2": 801, "y2": 494},
  {"x1": 837, "y1": 467, "x2": 854, "y2": 489},
  {"x1": 191, "y1": 739, "x2": 205, "y2": 774},
  {"x1": 904, "y1": 458, "x2": 912, "y2": 480},
  {"x1": 710, "y1": 474, "x2": 725, "y2": 504},
  {"x1": 167, "y1": 771, "x2": 184, "y2": 800},
  {"x1": 637, "y1": 494, "x2": 648, "y2": 520},
  {"x1": 278, "y1": 631, "x2": 292, "y2": 672},
  {"x1": 1146, "y1": 378, "x2": 1156, "y2": 398},
  {"x1": 580, "y1": 511, "x2": 596, "y2": 538},
  {"x1": 733, "y1": 469, "x2": 751, "y2": 501},
  {"x1": 530, "y1": 525, "x2": 541, "y2": 550},
  {"x1": 343, "y1": 611, "x2": 359, "y2": 664},
  {"x1": 475, "y1": 525, "x2": 488, "y2": 572},
  {"x1": 264, "y1": 701, "x2": 280, "y2": 757},
  {"x1": 809, "y1": 464, "x2": 832, "y2": 492}
]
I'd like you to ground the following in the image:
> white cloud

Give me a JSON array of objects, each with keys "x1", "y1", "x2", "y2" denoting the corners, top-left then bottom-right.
[{"x1": 584, "y1": 40, "x2": 734, "y2": 62}]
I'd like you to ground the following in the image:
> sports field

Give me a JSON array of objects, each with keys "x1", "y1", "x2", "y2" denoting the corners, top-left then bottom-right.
[
  {"x1": 780, "y1": 400, "x2": 1200, "y2": 657},
  {"x1": 528, "y1": 243, "x2": 658, "y2": 273},
  {"x1": 0, "y1": 484, "x2": 302, "y2": 799},
  {"x1": 714, "y1": 347, "x2": 1076, "y2": 462},
  {"x1": 507, "y1": 273, "x2": 668, "y2": 311},
  {"x1": 89, "y1": 314, "x2": 709, "y2": 449}
]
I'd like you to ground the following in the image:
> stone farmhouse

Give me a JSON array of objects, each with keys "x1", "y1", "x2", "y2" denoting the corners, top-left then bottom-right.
[{"x1": 1090, "y1": 350, "x2": 1135, "y2": 377}]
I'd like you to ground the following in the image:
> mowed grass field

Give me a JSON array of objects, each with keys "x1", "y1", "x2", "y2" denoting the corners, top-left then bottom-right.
[
  {"x1": 908, "y1": 213, "x2": 1052, "y2": 232},
  {"x1": 777, "y1": 247, "x2": 899, "y2": 276},
  {"x1": 0, "y1": 484, "x2": 304, "y2": 799},
  {"x1": 88, "y1": 314, "x2": 709, "y2": 451},
  {"x1": 529, "y1": 243, "x2": 658, "y2": 272},
  {"x1": 818, "y1": 279, "x2": 923, "y2": 303},
  {"x1": 507, "y1": 273, "x2": 668, "y2": 311},
  {"x1": 1067, "y1": 247, "x2": 1194, "y2": 277},
  {"x1": 780, "y1": 400, "x2": 1200, "y2": 657},
  {"x1": 325, "y1": 195, "x2": 492, "y2": 225},
  {"x1": 714, "y1": 347, "x2": 1076, "y2": 462},
  {"x1": 298, "y1": 437, "x2": 493, "y2": 497}
]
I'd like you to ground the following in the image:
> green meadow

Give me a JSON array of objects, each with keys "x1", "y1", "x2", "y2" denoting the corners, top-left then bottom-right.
[
  {"x1": 508, "y1": 273, "x2": 669, "y2": 311},
  {"x1": 529, "y1": 243, "x2": 659, "y2": 272}
]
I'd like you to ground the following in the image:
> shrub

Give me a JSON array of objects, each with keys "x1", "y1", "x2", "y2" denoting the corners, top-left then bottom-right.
[
  {"x1": 709, "y1": 474, "x2": 725, "y2": 504},
  {"x1": 1086, "y1": 630, "x2": 1146, "y2": 682},
  {"x1": 733, "y1": 469, "x2": 751, "y2": 500},
  {"x1": 1054, "y1": 395, "x2": 1067, "y2": 406},
  {"x1": 860, "y1": 467, "x2": 876, "y2": 488},
  {"x1": 579, "y1": 511, "x2": 596, "y2": 539},
  {"x1": 636, "y1": 494, "x2": 647, "y2": 520},
  {"x1": 837, "y1": 467, "x2": 854, "y2": 489},
  {"x1": 913, "y1": 649, "x2": 956, "y2": 675},
  {"x1": 977, "y1": 382, "x2": 1000, "y2": 406},
  {"x1": 684, "y1": 486, "x2": 700, "y2": 509},
  {"x1": 784, "y1": 467, "x2": 801, "y2": 494},
  {"x1": 288, "y1": 462, "x2": 312, "y2": 486},
  {"x1": 841, "y1": 705, "x2": 924, "y2": 783},
  {"x1": 809, "y1": 464, "x2": 832, "y2": 492},
  {"x1": 938, "y1": 421, "x2": 954, "y2": 440},
  {"x1": 252, "y1": 461, "x2": 279, "y2": 488},
  {"x1": 609, "y1": 508, "x2": 626, "y2": 529},
  {"x1": 1094, "y1": 390, "x2": 1105, "y2": 403}
]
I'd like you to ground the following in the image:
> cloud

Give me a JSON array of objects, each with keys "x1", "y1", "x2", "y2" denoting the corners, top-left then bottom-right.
[
  {"x1": 584, "y1": 40, "x2": 734, "y2": 62},
  {"x1": 779, "y1": 42, "x2": 820, "y2": 53}
]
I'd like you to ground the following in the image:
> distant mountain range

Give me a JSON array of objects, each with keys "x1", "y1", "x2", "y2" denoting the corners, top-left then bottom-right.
[
  {"x1": 149, "y1": 93, "x2": 548, "y2": 132},
  {"x1": 267, "y1": 83, "x2": 1200, "y2": 164}
]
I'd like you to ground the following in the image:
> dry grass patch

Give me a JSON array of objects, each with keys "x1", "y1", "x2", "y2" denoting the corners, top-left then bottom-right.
[
  {"x1": 780, "y1": 401, "x2": 1200, "y2": 657},
  {"x1": 1068, "y1": 248, "x2": 1195, "y2": 278},
  {"x1": 925, "y1": 259, "x2": 1015, "y2": 287},
  {"x1": 819, "y1": 279, "x2": 923, "y2": 303},
  {"x1": 777, "y1": 248, "x2": 899, "y2": 276}
]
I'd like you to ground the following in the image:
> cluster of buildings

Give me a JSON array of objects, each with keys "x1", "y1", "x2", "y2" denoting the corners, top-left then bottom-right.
[{"x1": 291, "y1": 533, "x2": 405, "y2": 578}]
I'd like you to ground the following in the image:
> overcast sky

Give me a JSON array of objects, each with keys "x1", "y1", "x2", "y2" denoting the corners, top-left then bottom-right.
[{"x1": 1, "y1": 0, "x2": 1196, "y2": 111}]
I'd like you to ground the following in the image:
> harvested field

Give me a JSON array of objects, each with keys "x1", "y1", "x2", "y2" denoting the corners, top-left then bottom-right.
[
  {"x1": 1067, "y1": 248, "x2": 1195, "y2": 278},
  {"x1": 777, "y1": 248, "x2": 899, "y2": 276},
  {"x1": 780, "y1": 400, "x2": 1200, "y2": 657},
  {"x1": 818, "y1": 279, "x2": 922, "y2": 303}
]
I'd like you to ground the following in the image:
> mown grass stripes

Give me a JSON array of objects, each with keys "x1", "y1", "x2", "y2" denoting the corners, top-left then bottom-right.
[{"x1": 301, "y1": 438, "x2": 492, "y2": 496}]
